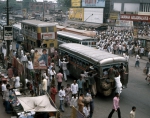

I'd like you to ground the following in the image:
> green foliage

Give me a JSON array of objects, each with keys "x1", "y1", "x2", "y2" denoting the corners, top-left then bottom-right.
[{"x1": 57, "y1": 0, "x2": 71, "y2": 11}]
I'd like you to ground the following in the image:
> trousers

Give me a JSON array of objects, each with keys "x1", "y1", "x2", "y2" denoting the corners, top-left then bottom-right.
[{"x1": 108, "y1": 108, "x2": 121, "y2": 118}]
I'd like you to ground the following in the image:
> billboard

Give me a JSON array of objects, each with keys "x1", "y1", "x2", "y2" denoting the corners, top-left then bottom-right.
[
  {"x1": 120, "y1": 14, "x2": 150, "y2": 22},
  {"x1": 33, "y1": 48, "x2": 49, "y2": 69},
  {"x1": 69, "y1": 8, "x2": 84, "y2": 21},
  {"x1": 82, "y1": 0, "x2": 105, "y2": 7},
  {"x1": 115, "y1": 20, "x2": 133, "y2": 27},
  {"x1": 84, "y1": 8, "x2": 103, "y2": 23},
  {"x1": 71, "y1": 0, "x2": 81, "y2": 7},
  {"x1": 3, "y1": 26, "x2": 13, "y2": 40}
]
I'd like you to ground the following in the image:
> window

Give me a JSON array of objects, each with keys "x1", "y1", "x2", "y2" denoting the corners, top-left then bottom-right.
[
  {"x1": 82, "y1": 41, "x2": 88, "y2": 45},
  {"x1": 50, "y1": 43, "x2": 54, "y2": 47},
  {"x1": 41, "y1": 27, "x2": 47, "y2": 32},
  {"x1": 48, "y1": 27, "x2": 54, "y2": 32}
]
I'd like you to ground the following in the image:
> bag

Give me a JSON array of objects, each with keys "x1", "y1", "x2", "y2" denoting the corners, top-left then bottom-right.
[{"x1": 143, "y1": 68, "x2": 147, "y2": 74}]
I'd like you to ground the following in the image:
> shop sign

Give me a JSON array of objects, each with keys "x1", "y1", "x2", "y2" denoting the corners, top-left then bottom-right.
[
  {"x1": 41, "y1": 32, "x2": 55, "y2": 40},
  {"x1": 120, "y1": 14, "x2": 150, "y2": 22},
  {"x1": 116, "y1": 20, "x2": 133, "y2": 27}
]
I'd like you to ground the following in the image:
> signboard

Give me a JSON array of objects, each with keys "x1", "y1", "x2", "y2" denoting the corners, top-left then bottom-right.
[
  {"x1": 82, "y1": 0, "x2": 105, "y2": 7},
  {"x1": 3, "y1": 26, "x2": 13, "y2": 40},
  {"x1": 133, "y1": 28, "x2": 138, "y2": 36},
  {"x1": 41, "y1": 32, "x2": 55, "y2": 40},
  {"x1": 71, "y1": 0, "x2": 81, "y2": 7},
  {"x1": 116, "y1": 20, "x2": 133, "y2": 27},
  {"x1": 69, "y1": 8, "x2": 84, "y2": 21},
  {"x1": 33, "y1": 48, "x2": 49, "y2": 70},
  {"x1": 84, "y1": 8, "x2": 103, "y2": 23},
  {"x1": 120, "y1": 14, "x2": 150, "y2": 22},
  {"x1": 109, "y1": 13, "x2": 118, "y2": 20}
]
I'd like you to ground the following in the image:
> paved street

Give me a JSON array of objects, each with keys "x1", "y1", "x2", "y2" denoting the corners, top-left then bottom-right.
[{"x1": 0, "y1": 41, "x2": 150, "y2": 118}]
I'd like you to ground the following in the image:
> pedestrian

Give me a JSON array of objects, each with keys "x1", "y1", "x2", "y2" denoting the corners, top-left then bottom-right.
[
  {"x1": 48, "y1": 67, "x2": 56, "y2": 80},
  {"x1": 3, "y1": 84, "x2": 11, "y2": 114},
  {"x1": 89, "y1": 98, "x2": 94, "y2": 118},
  {"x1": 1, "y1": 81, "x2": 6, "y2": 96},
  {"x1": 78, "y1": 93, "x2": 84, "y2": 114},
  {"x1": 70, "y1": 94, "x2": 78, "y2": 108},
  {"x1": 83, "y1": 103, "x2": 90, "y2": 118},
  {"x1": 114, "y1": 72, "x2": 122, "y2": 95},
  {"x1": 139, "y1": 47, "x2": 144, "y2": 58},
  {"x1": 77, "y1": 77, "x2": 84, "y2": 97},
  {"x1": 56, "y1": 70, "x2": 63, "y2": 91},
  {"x1": 64, "y1": 84, "x2": 71, "y2": 107},
  {"x1": 59, "y1": 86, "x2": 65, "y2": 112},
  {"x1": 135, "y1": 55, "x2": 140, "y2": 67},
  {"x1": 130, "y1": 106, "x2": 136, "y2": 118},
  {"x1": 42, "y1": 76, "x2": 47, "y2": 95},
  {"x1": 13, "y1": 74, "x2": 20, "y2": 89},
  {"x1": 61, "y1": 59, "x2": 69, "y2": 82},
  {"x1": 16, "y1": 42, "x2": 19, "y2": 55},
  {"x1": 51, "y1": 75, "x2": 55, "y2": 87},
  {"x1": 2, "y1": 43, "x2": 6, "y2": 57},
  {"x1": 71, "y1": 80, "x2": 78, "y2": 96},
  {"x1": 50, "y1": 85, "x2": 57, "y2": 103},
  {"x1": 108, "y1": 93, "x2": 121, "y2": 118},
  {"x1": 145, "y1": 59, "x2": 150, "y2": 75}
]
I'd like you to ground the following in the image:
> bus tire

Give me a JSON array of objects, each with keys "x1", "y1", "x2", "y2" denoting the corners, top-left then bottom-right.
[
  {"x1": 103, "y1": 89, "x2": 112, "y2": 96},
  {"x1": 101, "y1": 81, "x2": 111, "y2": 90}
]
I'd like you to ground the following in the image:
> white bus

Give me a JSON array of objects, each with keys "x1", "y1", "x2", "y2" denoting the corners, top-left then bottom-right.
[
  {"x1": 12, "y1": 23, "x2": 24, "y2": 42},
  {"x1": 59, "y1": 43, "x2": 129, "y2": 96}
]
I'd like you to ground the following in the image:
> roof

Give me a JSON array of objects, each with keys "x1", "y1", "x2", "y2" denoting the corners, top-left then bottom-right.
[
  {"x1": 57, "y1": 31, "x2": 94, "y2": 41},
  {"x1": 21, "y1": 20, "x2": 56, "y2": 27},
  {"x1": 13, "y1": 23, "x2": 21, "y2": 29},
  {"x1": 59, "y1": 43, "x2": 126, "y2": 64}
]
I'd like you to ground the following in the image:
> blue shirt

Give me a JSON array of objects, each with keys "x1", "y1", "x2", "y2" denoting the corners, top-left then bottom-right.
[{"x1": 77, "y1": 79, "x2": 83, "y2": 88}]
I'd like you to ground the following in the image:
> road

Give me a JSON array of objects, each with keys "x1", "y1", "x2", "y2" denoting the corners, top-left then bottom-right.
[{"x1": 0, "y1": 41, "x2": 150, "y2": 118}]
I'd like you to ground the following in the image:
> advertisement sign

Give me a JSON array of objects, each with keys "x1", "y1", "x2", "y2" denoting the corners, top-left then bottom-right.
[
  {"x1": 71, "y1": 0, "x2": 81, "y2": 7},
  {"x1": 33, "y1": 48, "x2": 49, "y2": 69},
  {"x1": 69, "y1": 8, "x2": 84, "y2": 21},
  {"x1": 109, "y1": 13, "x2": 118, "y2": 20},
  {"x1": 120, "y1": 14, "x2": 150, "y2": 22},
  {"x1": 82, "y1": 0, "x2": 105, "y2": 7},
  {"x1": 84, "y1": 8, "x2": 103, "y2": 23},
  {"x1": 3, "y1": 26, "x2": 13, "y2": 40},
  {"x1": 41, "y1": 32, "x2": 55, "y2": 39},
  {"x1": 116, "y1": 20, "x2": 133, "y2": 27}
]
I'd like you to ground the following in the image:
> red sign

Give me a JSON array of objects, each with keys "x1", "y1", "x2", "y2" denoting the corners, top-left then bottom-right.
[{"x1": 120, "y1": 14, "x2": 150, "y2": 22}]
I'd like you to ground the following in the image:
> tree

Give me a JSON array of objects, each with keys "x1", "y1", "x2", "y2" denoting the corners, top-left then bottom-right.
[{"x1": 57, "y1": 0, "x2": 71, "y2": 11}]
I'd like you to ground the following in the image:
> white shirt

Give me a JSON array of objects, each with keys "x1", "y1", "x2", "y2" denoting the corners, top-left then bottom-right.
[
  {"x1": 140, "y1": 48, "x2": 144, "y2": 53},
  {"x1": 135, "y1": 55, "x2": 140, "y2": 61},
  {"x1": 71, "y1": 83, "x2": 78, "y2": 94},
  {"x1": 70, "y1": 97, "x2": 78, "y2": 107},
  {"x1": 27, "y1": 61, "x2": 33, "y2": 69},
  {"x1": 30, "y1": 49, "x2": 35, "y2": 54},
  {"x1": 61, "y1": 61, "x2": 68, "y2": 70},
  {"x1": 1, "y1": 83, "x2": 6, "y2": 91},
  {"x1": 130, "y1": 110, "x2": 135, "y2": 118},
  {"x1": 14, "y1": 76, "x2": 20, "y2": 88},
  {"x1": 83, "y1": 107, "x2": 90, "y2": 117},
  {"x1": 114, "y1": 75, "x2": 122, "y2": 88},
  {"x1": 42, "y1": 78, "x2": 47, "y2": 91},
  {"x1": 21, "y1": 55, "x2": 28, "y2": 62},
  {"x1": 59, "y1": 89, "x2": 65, "y2": 100}
]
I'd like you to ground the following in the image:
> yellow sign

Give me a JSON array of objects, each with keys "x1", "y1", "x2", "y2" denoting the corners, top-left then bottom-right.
[
  {"x1": 69, "y1": 8, "x2": 84, "y2": 21},
  {"x1": 134, "y1": 29, "x2": 138, "y2": 36},
  {"x1": 109, "y1": 13, "x2": 118, "y2": 20},
  {"x1": 71, "y1": 2, "x2": 81, "y2": 7},
  {"x1": 71, "y1": 0, "x2": 80, "y2": 2}
]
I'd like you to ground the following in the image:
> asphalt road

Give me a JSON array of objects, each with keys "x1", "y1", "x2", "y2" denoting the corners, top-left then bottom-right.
[{"x1": 0, "y1": 41, "x2": 150, "y2": 118}]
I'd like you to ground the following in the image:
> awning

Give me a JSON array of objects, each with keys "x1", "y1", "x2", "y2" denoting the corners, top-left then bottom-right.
[{"x1": 17, "y1": 95, "x2": 57, "y2": 112}]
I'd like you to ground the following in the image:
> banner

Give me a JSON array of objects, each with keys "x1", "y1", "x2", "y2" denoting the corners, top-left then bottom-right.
[
  {"x1": 82, "y1": 0, "x2": 105, "y2": 7},
  {"x1": 120, "y1": 14, "x2": 150, "y2": 22},
  {"x1": 71, "y1": 0, "x2": 81, "y2": 7},
  {"x1": 33, "y1": 48, "x2": 49, "y2": 69},
  {"x1": 3, "y1": 26, "x2": 13, "y2": 40},
  {"x1": 115, "y1": 20, "x2": 133, "y2": 27},
  {"x1": 69, "y1": 8, "x2": 84, "y2": 21}
]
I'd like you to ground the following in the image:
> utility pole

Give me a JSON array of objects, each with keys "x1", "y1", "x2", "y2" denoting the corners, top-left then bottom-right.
[{"x1": 6, "y1": 0, "x2": 10, "y2": 57}]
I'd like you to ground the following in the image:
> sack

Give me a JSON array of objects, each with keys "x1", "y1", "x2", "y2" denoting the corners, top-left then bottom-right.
[
  {"x1": 143, "y1": 68, "x2": 147, "y2": 74},
  {"x1": 84, "y1": 96, "x2": 92, "y2": 103}
]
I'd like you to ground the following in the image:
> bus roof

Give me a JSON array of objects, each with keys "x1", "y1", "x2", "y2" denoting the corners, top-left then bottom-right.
[
  {"x1": 21, "y1": 20, "x2": 56, "y2": 27},
  {"x1": 57, "y1": 31, "x2": 95, "y2": 41},
  {"x1": 13, "y1": 23, "x2": 21, "y2": 29},
  {"x1": 59, "y1": 43, "x2": 126, "y2": 65}
]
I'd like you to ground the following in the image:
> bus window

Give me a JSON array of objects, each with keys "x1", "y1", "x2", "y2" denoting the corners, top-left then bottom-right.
[
  {"x1": 50, "y1": 43, "x2": 54, "y2": 47},
  {"x1": 43, "y1": 44, "x2": 47, "y2": 48},
  {"x1": 48, "y1": 27, "x2": 54, "y2": 32},
  {"x1": 41, "y1": 27, "x2": 47, "y2": 32},
  {"x1": 32, "y1": 26, "x2": 37, "y2": 32},
  {"x1": 82, "y1": 42, "x2": 88, "y2": 46}
]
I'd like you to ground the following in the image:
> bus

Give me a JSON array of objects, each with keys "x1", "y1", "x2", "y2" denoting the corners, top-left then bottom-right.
[
  {"x1": 57, "y1": 31, "x2": 97, "y2": 47},
  {"x1": 12, "y1": 23, "x2": 24, "y2": 43},
  {"x1": 59, "y1": 43, "x2": 129, "y2": 96},
  {"x1": 21, "y1": 20, "x2": 57, "y2": 52}
]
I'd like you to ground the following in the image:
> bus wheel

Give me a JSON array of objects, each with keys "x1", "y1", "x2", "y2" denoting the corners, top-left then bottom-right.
[
  {"x1": 101, "y1": 81, "x2": 111, "y2": 90},
  {"x1": 103, "y1": 89, "x2": 112, "y2": 96}
]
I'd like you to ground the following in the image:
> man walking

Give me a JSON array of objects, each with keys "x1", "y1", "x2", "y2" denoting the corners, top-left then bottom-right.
[
  {"x1": 61, "y1": 59, "x2": 69, "y2": 82},
  {"x1": 71, "y1": 80, "x2": 78, "y2": 96},
  {"x1": 130, "y1": 106, "x2": 136, "y2": 118},
  {"x1": 59, "y1": 86, "x2": 65, "y2": 112},
  {"x1": 56, "y1": 70, "x2": 63, "y2": 91},
  {"x1": 135, "y1": 54, "x2": 140, "y2": 67},
  {"x1": 108, "y1": 93, "x2": 121, "y2": 118},
  {"x1": 146, "y1": 59, "x2": 150, "y2": 75},
  {"x1": 77, "y1": 77, "x2": 84, "y2": 97}
]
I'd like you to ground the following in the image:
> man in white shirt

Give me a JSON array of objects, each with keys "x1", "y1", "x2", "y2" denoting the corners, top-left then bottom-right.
[
  {"x1": 59, "y1": 86, "x2": 65, "y2": 112},
  {"x1": 139, "y1": 47, "x2": 144, "y2": 58},
  {"x1": 61, "y1": 60, "x2": 69, "y2": 82},
  {"x1": 1, "y1": 81, "x2": 6, "y2": 95},
  {"x1": 130, "y1": 106, "x2": 136, "y2": 118},
  {"x1": 42, "y1": 76, "x2": 47, "y2": 95},
  {"x1": 14, "y1": 74, "x2": 20, "y2": 88},
  {"x1": 135, "y1": 55, "x2": 140, "y2": 67},
  {"x1": 71, "y1": 80, "x2": 78, "y2": 96}
]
